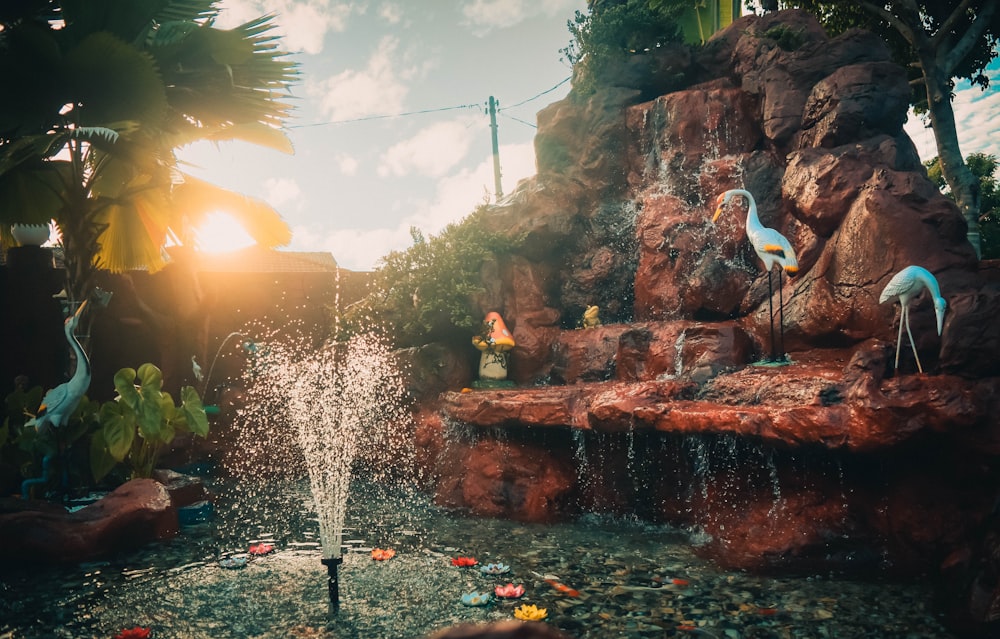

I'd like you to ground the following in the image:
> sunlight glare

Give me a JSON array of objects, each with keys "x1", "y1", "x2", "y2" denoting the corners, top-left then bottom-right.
[{"x1": 195, "y1": 212, "x2": 256, "y2": 253}]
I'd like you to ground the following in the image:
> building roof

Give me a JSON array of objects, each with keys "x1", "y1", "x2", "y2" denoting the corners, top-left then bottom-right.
[{"x1": 183, "y1": 247, "x2": 339, "y2": 274}]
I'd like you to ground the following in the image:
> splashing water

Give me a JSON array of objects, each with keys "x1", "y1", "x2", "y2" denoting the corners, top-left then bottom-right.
[{"x1": 232, "y1": 329, "x2": 412, "y2": 563}]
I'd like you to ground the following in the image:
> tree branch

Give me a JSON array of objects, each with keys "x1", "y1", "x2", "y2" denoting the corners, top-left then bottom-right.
[
  {"x1": 859, "y1": 1, "x2": 923, "y2": 48},
  {"x1": 938, "y1": 0, "x2": 999, "y2": 77}
]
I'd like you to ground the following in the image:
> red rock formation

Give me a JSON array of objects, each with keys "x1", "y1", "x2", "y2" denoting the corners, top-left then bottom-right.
[
  {"x1": 0, "y1": 479, "x2": 177, "y2": 565},
  {"x1": 408, "y1": 14, "x2": 1000, "y2": 633}
]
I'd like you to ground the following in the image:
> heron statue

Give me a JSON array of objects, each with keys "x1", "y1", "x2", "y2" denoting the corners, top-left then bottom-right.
[
  {"x1": 21, "y1": 299, "x2": 90, "y2": 498},
  {"x1": 879, "y1": 265, "x2": 946, "y2": 374},
  {"x1": 713, "y1": 189, "x2": 799, "y2": 362}
]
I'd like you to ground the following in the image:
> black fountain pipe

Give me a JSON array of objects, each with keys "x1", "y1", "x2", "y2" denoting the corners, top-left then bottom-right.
[{"x1": 321, "y1": 556, "x2": 343, "y2": 613}]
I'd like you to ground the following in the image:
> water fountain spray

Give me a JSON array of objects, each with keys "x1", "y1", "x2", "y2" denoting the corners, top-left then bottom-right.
[{"x1": 275, "y1": 332, "x2": 407, "y2": 613}]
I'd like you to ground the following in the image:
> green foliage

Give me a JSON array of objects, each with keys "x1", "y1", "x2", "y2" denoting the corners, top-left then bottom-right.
[
  {"x1": 561, "y1": 0, "x2": 687, "y2": 96},
  {"x1": 91, "y1": 363, "x2": 209, "y2": 480},
  {"x1": 786, "y1": 1, "x2": 1000, "y2": 113},
  {"x1": 0, "y1": 0, "x2": 298, "y2": 302},
  {"x1": 925, "y1": 153, "x2": 1000, "y2": 258},
  {"x1": 341, "y1": 207, "x2": 522, "y2": 347},
  {"x1": 763, "y1": 24, "x2": 806, "y2": 51}
]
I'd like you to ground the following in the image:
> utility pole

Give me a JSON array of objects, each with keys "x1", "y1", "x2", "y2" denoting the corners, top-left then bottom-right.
[{"x1": 488, "y1": 96, "x2": 502, "y2": 200}]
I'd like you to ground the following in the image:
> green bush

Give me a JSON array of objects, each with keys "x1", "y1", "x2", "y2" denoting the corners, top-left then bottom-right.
[
  {"x1": 340, "y1": 207, "x2": 522, "y2": 347},
  {"x1": 561, "y1": 0, "x2": 686, "y2": 96}
]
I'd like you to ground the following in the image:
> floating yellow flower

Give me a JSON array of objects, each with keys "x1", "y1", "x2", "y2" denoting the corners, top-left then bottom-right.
[{"x1": 514, "y1": 604, "x2": 547, "y2": 621}]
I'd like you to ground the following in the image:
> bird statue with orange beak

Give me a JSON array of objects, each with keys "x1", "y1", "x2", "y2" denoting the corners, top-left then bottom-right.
[{"x1": 713, "y1": 189, "x2": 798, "y2": 363}]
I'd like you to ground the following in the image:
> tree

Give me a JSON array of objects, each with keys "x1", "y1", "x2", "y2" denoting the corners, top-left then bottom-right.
[
  {"x1": 926, "y1": 152, "x2": 1000, "y2": 258},
  {"x1": 783, "y1": 0, "x2": 1000, "y2": 258},
  {"x1": 561, "y1": 0, "x2": 688, "y2": 95},
  {"x1": 0, "y1": 0, "x2": 299, "y2": 305}
]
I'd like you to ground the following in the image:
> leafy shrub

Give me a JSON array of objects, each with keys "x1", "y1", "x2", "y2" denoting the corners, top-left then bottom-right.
[
  {"x1": 340, "y1": 207, "x2": 522, "y2": 347},
  {"x1": 91, "y1": 363, "x2": 209, "y2": 481},
  {"x1": 561, "y1": 0, "x2": 686, "y2": 96}
]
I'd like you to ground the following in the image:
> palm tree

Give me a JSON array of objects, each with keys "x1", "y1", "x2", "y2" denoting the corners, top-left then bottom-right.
[{"x1": 0, "y1": 0, "x2": 299, "y2": 305}]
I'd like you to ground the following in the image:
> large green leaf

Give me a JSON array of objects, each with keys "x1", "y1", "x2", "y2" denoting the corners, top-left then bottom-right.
[
  {"x1": 180, "y1": 385, "x2": 209, "y2": 437},
  {"x1": 89, "y1": 429, "x2": 119, "y2": 483},
  {"x1": 113, "y1": 367, "x2": 141, "y2": 411},
  {"x1": 135, "y1": 364, "x2": 165, "y2": 440},
  {"x1": 99, "y1": 400, "x2": 135, "y2": 462}
]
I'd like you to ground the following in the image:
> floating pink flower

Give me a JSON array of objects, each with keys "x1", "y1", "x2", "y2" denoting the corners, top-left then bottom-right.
[
  {"x1": 494, "y1": 583, "x2": 525, "y2": 599},
  {"x1": 451, "y1": 556, "x2": 477, "y2": 567},
  {"x1": 112, "y1": 627, "x2": 151, "y2": 639},
  {"x1": 248, "y1": 543, "x2": 274, "y2": 556}
]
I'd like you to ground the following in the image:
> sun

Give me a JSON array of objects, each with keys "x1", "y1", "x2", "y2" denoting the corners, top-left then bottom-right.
[{"x1": 194, "y1": 212, "x2": 256, "y2": 253}]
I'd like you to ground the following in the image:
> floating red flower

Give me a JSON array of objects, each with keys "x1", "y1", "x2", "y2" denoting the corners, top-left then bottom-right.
[
  {"x1": 371, "y1": 548, "x2": 396, "y2": 561},
  {"x1": 494, "y1": 583, "x2": 525, "y2": 599},
  {"x1": 248, "y1": 543, "x2": 275, "y2": 556},
  {"x1": 112, "y1": 627, "x2": 151, "y2": 639},
  {"x1": 451, "y1": 556, "x2": 477, "y2": 567}
]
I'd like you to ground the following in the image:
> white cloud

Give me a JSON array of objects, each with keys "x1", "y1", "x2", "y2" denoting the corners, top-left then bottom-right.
[
  {"x1": 459, "y1": 0, "x2": 580, "y2": 32},
  {"x1": 378, "y1": 2, "x2": 404, "y2": 24},
  {"x1": 409, "y1": 140, "x2": 536, "y2": 235},
  {"x1": 264, "y1": 177, "x2": 302, "y2": 207},
  {"x1": 292, "y1": 141, "x2": 537, "y2": 271},
  {"x1": 311, "y1": 36, "x2": 411, "y2": 121},
  {"x1": 377, "y1": 115, "x2": 480, "y2": 178},
  {"x1": 335, "y1": 153, "x2": 360, "y2": 175},
  {"x1": 905, "y1": 64, "x2": 1000, "y2": 162},
  {"x1": 295, "y1": 224, "x2": 415, "y2": 272},
  {"x1": 214, "y1": 0, "x2": 354, "y2": 54}
]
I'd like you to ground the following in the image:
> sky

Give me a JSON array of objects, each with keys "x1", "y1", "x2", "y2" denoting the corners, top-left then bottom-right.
[
  {"x1": 179, "y1": 0, "x2": 586, "y2": 269},
  {"x1": 178, "y1": 1, "x2": 1000, "y2": 271}
]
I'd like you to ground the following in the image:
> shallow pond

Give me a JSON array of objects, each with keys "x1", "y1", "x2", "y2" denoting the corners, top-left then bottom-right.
[{"x1": 0, "y1": 478, "x2": 955, "y2": 639}]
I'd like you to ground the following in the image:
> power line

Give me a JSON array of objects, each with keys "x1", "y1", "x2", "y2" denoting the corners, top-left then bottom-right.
[
  {"x1": 499, "y1": 76, "x2": 571, "y2": 111},
  {"x1": 285, "y1": 76, "x2": 572, "y2": 129},
  {"x1": 498, "y1": 112, "x2": 537, "y2": 129},
  {"x1": 288, "y1": 103, "x2": 481, "y2": 129}
]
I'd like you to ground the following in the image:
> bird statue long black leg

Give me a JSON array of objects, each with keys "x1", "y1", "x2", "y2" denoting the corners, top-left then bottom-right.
[
  {"x1": 766, "y1": 270, "x2": 776, "y2": 361},
  {"x1": 778, "y1": 270, "x2": 786, "y2": 361},
  {"x1": 903, "y1": 306, "x2": 924, "y2": 373}
]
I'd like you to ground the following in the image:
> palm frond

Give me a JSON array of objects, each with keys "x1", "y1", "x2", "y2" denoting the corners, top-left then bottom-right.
[
  {"x1": 72, "y1": 126, "x2": 120, "y2": 144},
  {"x1": 93, "y1": 185, "x2": 171, "y2": 273},
  {"x1": 172, "y1": 172, "x2": 291, "y2": 247}
]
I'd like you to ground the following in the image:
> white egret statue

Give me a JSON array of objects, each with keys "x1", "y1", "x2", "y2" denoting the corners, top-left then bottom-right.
[
  {"x1": 22, "y1": 300, "x2": 90, "y2": 498},
  {"x1": 28, "y1": 300, "x2": 90, "y2": 434},
  {"x1": 879, "y1": 265, "x2": 946, "y2": 374},
  {"x1": 713, "y1": 189, "x2": 799, "y2": 362}
]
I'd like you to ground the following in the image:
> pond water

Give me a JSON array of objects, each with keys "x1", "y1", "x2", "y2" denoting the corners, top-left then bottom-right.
[{"x1": 0, "y1": 478, "x2": 955, "y2": 639}]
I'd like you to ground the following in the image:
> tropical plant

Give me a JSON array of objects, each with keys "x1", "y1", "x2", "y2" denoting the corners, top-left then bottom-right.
[
  {"x1": 0, "y1": 0, "x2": 299, "y2": 306},
  {"x1": 91, "y1": 363, "x2": 209, "y2": 480},
  {"x1": 561, "y1": 0, "x2": 688, "y2": 96},
  {"x1": 926, "y1": 152, "x2": 1000, "y2": 259},
  {"x1": 780, "y1": 0, "x2": 1000, "y2": 257},
  {"x1": 340, "y1": 207, "x2": 523, "y2": 347}
]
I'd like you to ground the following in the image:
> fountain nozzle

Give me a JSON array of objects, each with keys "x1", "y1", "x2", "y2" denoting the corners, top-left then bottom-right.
[{"x1": 321, "y1": 556, "x2": 343, "y2": 613}]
